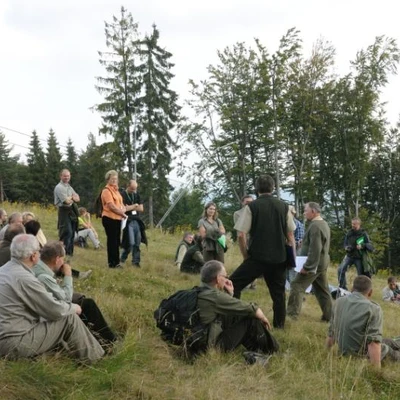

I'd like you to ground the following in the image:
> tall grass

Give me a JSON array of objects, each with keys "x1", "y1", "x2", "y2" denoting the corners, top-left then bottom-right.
[{"x1": 1, "y1": 201, "x2": 400, "y2": 399}]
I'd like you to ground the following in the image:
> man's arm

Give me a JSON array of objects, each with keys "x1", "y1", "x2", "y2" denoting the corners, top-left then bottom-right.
[
  {"x1": 301, "y1": 225, "x2": 322, "y2": 273},
  {"x1": 367, "y1": 341, "x2": 381, "y2": 368}
]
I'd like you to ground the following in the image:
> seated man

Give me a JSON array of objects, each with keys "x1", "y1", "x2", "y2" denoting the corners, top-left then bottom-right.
[
  {"x1": 0, "y1": 212, "x2": 23, "y2": 240},
  {"x1": 382, "y1": 276, "x2": 400, "y2": 304},
  {"x1": 326, "y1": 275, "x2": 400, "y2": 368},
  {"x1": 0, "y1": 234, "x2": 104, "y2": 363},
  {"x1": 0, "y1": 224, "x2": 25, "y2": 267},
  {"x1": 175, "y1": 232, "x2": 194, "y2": 269},
  {"x1": 33, "y1": 241, "x2": 116, "y2": 348},
  {"x1": 0, "y1": 208, "x2": 7, "y2": 229},
  {"x1": 197, "y1": 260, "x2": 279, "y2": 363},
  {"x1": 22, "y1": 211, "x2": 47, "y2": 247},
  {"x1": 180, "y1": 234, "x2": 204, "y2": 274},
  {"x1": 74, "y1": 207, "x2": 101, "y2": 249}
]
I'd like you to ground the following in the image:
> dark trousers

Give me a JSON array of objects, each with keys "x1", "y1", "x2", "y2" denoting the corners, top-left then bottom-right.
[
  {"x1": 230, "y1": 258, "x2": 287, "y2": 328},
  {"x1": 217, "y1": 316, "x2": 278, "y2": 354},
  {"x1": 58, "y1": 208, "x2": 76, "y2": 256},
  {"x1": 102, "y1": 216, "x2": 121, "y2": 268},
  {"x1": 74, "y1": 296, "x2": 116, "y2": 345}
]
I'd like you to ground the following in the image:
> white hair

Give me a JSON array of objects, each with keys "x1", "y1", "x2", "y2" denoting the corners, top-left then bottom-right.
[{"x1": 10, "y1": 234, "x2": 40, "y2": 260}]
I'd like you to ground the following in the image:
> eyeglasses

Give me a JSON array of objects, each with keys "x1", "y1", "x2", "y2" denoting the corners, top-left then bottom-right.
[{"x1": 219, "y1": 274, "x2": 229, "y2": 279}]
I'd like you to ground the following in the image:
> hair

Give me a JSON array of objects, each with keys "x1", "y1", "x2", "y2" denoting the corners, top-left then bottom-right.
[
  {"x1": 352, "y1": 217, "x2": 361, "y2": 224},
  {"x1": 305, "y1": 202, "x2": 321, "y2": 214},
  {"x1": 183, "y1": 231, "x2": 193, "y2": 240},
  {"x1": 60, "y1": 169, "x2": 70, "y2": 176},
  {"x1": 4, "y1": 224, "x2": 25, "y2": 242},
  {"x1": 10, "y1": 234, "x2": 40, "y2": 260},
  {"x1": 22, "y1": 211, "x2": 36, "y2": 224},
  {"x1": 200, "y1": 260, "x2": 224, "y2": 284},
  {"x1": 8, "y1": 212, "x2": 22, "y2": 224},
  {"x1": 203, "y1": 202, "x2": 218, "y2": 220},
  {"x1": 40, "y1": 241, "x2": 66, "y2": 263},
  {"x1": 352, "y1": 275, "x2": 372, "y2": 294},
  {"x1": 24, "y1": 220, "x2": 41, "y2": 236},
  {"x1": 255, "y1": 175, "x2": 275, "y2": 194},
  {"x1": 78, "y1": 207, "x2": 87, "y2": 216},
  {"x1": 241, "y1": 195, "x2": 253, "y2": 203},
  {"x1": 105, "y1": 170, "x2": 118, "y2": 181},
  {"x1": 388, "y1": 276, "x2": 397, "y2": 284}
]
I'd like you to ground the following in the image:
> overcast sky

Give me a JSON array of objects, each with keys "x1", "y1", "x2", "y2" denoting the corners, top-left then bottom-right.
[{"x1": 1, "y1": 0, "x2": 399, "y2": 175}]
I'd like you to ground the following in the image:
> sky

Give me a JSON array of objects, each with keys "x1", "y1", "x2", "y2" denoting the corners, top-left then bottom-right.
[{"x1": 1, "y1": 0, "x2": 399, "y2": 180}]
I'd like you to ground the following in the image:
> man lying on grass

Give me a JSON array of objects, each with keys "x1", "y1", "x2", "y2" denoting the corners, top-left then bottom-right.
[
  {"x1": 0, "y1": 234, "x2": 104, "y2": 363},
  {"x1": 326, "y1": 275, "x2": 400, "y2": 368},
  {"x1": 198, "y1": 260, "x2": 278, "y2": 365}
]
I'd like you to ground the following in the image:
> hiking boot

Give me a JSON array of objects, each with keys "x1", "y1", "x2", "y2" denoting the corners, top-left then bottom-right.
[
  {"x1": 243, "y1": 351, "x2": 271, "y2": 367},
  {"x1": 78, "y1": 270, "x2": 92, "y2": 280}
]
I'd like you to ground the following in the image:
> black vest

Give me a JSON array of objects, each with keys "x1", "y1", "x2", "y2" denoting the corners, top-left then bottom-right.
[{"x1": 248, "y1": 195, "x2": 288, "y2": 263}]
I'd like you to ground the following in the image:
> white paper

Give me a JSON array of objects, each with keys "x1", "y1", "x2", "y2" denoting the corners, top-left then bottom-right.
[
  {"x1": 294, "y1": 256, "x2": 308, "y2": 273},
  {"x1": 121, "y1": 218, "x2": 127, "y2": 231}
]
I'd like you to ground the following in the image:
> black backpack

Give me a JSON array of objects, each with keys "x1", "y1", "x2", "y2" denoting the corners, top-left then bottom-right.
[
  {"x1": 154, "y1": 286, "x2": 209, "y2": 354},
  {"x1": 93, "y1": 187, "x2": 110, "y2": 219}
]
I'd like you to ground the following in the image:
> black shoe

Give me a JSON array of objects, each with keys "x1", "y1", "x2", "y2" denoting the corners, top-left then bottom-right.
[
  {"x1": 243, "y1": 351, "x2": 271, "y2": 367},
  {"x1": 110, "y1": 264, "x2": 123, "y2": 269},
  {"x1": 133, "y1": 263, "x2": 141, "y2": 268}
]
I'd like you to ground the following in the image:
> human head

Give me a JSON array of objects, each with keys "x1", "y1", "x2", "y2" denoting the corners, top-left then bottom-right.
[
  {"x1": 24, "y1": 220, "x2": 41, "y2": 237},
  {"x1": 78, "y1": 207, "x2": 87, "y2": 216},
  {"x1": 4, "y1": 224, "x2": 25, "y2": 243},
  {"x1": 303, "y1": 202, "x2": 321, "y2": 222},
  {"x1": 60, "y1": 169, "x2": 71, "y2": 184},
  {"x1": 351, "y1": 217, "x2": 361, "y2": 231},
  {"x1": 241, "y1": 195, "x2": 253, "y2": 207},
  {"x1": 10, "y1": 234, "x2": 40, "y2": 265},
  {"x1": 255, "y1": 175, "x2": 275, "y2": 195},
  {"x1": 127, "y1": 179, "x2": 138, "y2": 193},
  {"x1": 0, "y1": 208, "x2": 7, "y2": 224},
  {"x1": 40, "y1": 241, "x2": 66, "y2": 271},
  {"x1": 200, "y1": 260, "x2": 228, "y2": 290},
  {"x1": 105, "y1": 170, "x2": 119, "y2": 186},
  {"x1": 352, "y1": 275, "x2": 373, "y2": 296},
  {"x1": 7, "y1": 212, "x2": 23, "y2": 227},
  {"x1": 388, "y1": 276, "x2": 398, "y2": 290},
  {"x1": 203, "y1": 202, "x2": 218, "y2": 220},
  {"x1": 183, "y1": 232, "x2": 194, "y2": 244},
  {"x1": 22, "y1": 211, "x2": 36, "y2": 224}
]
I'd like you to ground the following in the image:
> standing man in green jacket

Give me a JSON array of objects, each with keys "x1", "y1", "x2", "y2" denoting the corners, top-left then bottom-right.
[{"x1": 287, "y1": 202, "x2": 332, "y2": 321}]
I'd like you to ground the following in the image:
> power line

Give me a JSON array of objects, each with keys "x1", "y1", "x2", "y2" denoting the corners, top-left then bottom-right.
[{"x1": 0, "y1": 125, "x2": 68, "y2": 148}]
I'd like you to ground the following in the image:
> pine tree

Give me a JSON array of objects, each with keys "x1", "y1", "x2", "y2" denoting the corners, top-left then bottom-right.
[
  {"x1": 45, "y1": 129, "x2": 63, "y2": 201},
  {"x1": 64, "y1": 137, "x2": 79, "y2": 179},
  {"x1": 93, "y1": 6, "x2": 141, "y2": 175},
  {"x1": 136, "y1": 25, "x2": 180, "y2": 227},
  {"x1": 26, "y1": 131, "x2": 48, "y2": 203}
]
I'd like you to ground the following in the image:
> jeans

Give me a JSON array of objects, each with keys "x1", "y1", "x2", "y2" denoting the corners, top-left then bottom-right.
[
  {"x1": 75, "y1": 229, "x2": 100, "y2": 248},
  {"x1": 121, "y1": 219, "x2": 141, "y2": 264},
  {"x1": 337, "y1": 256, "x2": 365, "y2": 290},
  {"x1": 58, "y1": 208, "x2": 76, "y2": 256}
]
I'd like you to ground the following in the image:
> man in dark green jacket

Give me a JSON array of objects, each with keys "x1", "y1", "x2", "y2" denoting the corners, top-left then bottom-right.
[
  {"x1": 287, "y1": 202, "x2": 332, "y2": 321},
  {"x1": 197, "y1": 260, "x2": 278, "y2": 358}
]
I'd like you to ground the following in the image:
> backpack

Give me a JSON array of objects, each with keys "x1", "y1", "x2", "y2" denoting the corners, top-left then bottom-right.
[
  {"x1": 154, "y1": 286, "x2": 209, "y2": 354},
  {"x1": 94, "y1": 187, "x2": 110, "y2": 219}
]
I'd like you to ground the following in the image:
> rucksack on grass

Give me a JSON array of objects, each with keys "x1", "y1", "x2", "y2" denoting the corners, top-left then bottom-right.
[{"x1": 154, "y1": 286, "x2": 209, "y2": 354}]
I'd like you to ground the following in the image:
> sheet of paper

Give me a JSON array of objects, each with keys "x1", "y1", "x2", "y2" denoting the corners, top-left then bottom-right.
[
  {"x1": 121, "y1": 218, "x2": 127, "y2": 231},
  {"x1": 295, "y1": 256, "x2": 308, "y2": 272}
]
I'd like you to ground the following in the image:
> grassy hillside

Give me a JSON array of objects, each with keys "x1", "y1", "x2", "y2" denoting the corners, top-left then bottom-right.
[{"x1": 1, "y1": 202, "x2": 400, "y2": 400}]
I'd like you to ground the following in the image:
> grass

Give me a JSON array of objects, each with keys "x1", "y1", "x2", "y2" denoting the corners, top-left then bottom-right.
[{"x1": 1, "y1": 201, "x2": 400, "y2": 399}]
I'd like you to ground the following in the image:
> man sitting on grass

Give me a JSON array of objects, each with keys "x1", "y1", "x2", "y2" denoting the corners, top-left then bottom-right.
[
  {"x1": 0, "y1": 234, "x2": 104, "y2": 363},
  {"x1": 382, "y1": 276, "x2": 400, "y2": 304},
  {"x1": 326, "y1": 275, "x2": 400, "y2": 368},
  {"x1": 33, "y1": 241, "x2": 117, "y2": 350},
  {"x1": 197, "y1": 260, "x2": 278, "y2": 365}
]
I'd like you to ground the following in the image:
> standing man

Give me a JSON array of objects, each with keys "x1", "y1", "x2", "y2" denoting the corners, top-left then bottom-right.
[
  {"x1": 121, "y1": 179, "x2": 146, "y2": 267},
  {"x1": 54, "y1": 169, "x2": 80, "y2": 257},
  {"x1": 230, "y1": 175, "x2": 296, "y2": 329},
  {"x1": 287, "y1": 202, "x2": 332, "y2": 321},
  {"x1": 337, "y1": 217, "x2": 373, "y2": 290}
]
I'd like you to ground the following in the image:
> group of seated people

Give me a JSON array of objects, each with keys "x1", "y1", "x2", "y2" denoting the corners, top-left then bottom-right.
[{"x1": 0, "y1": 208, "x2": 115, "y2": 364}]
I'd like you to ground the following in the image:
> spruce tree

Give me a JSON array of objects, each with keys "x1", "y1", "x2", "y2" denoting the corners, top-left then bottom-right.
[
  {"x1": 93, "y1": 6, "x2": 141, "y2": 175},
  {"x1": 0, "y1": 132, "x2": 21, "y2": 202},
  {"x1": 45, "y1": 129, "x2": 63, "y2": 201},
  {"x1": 26, "y1": 131, "x2": 48, "y2": 203},
  {"x1": 136, "y1": 25, "x2": 180, "y2": 226}
]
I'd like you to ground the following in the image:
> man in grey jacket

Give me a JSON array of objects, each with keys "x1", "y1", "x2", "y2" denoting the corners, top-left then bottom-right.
[{"x1": 0, "y1": 234, "x2": 104, "y2": 363}]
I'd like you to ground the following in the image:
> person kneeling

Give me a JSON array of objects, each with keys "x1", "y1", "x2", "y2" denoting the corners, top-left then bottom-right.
[
  {"x1": 198, "y1": 261, "x2": 278, "y2": 364},
  {"x1": 33, "y1": 241, "x2": 117, "y2": 349}
]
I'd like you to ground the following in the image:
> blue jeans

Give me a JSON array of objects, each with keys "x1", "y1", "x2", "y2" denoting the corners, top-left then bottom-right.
[
  {"x1": 121, "y1": 220, "x2": 141, "y2": 264},
  {"x1": 337, "y1": 256, "x2": 363, "y2": 289}
]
